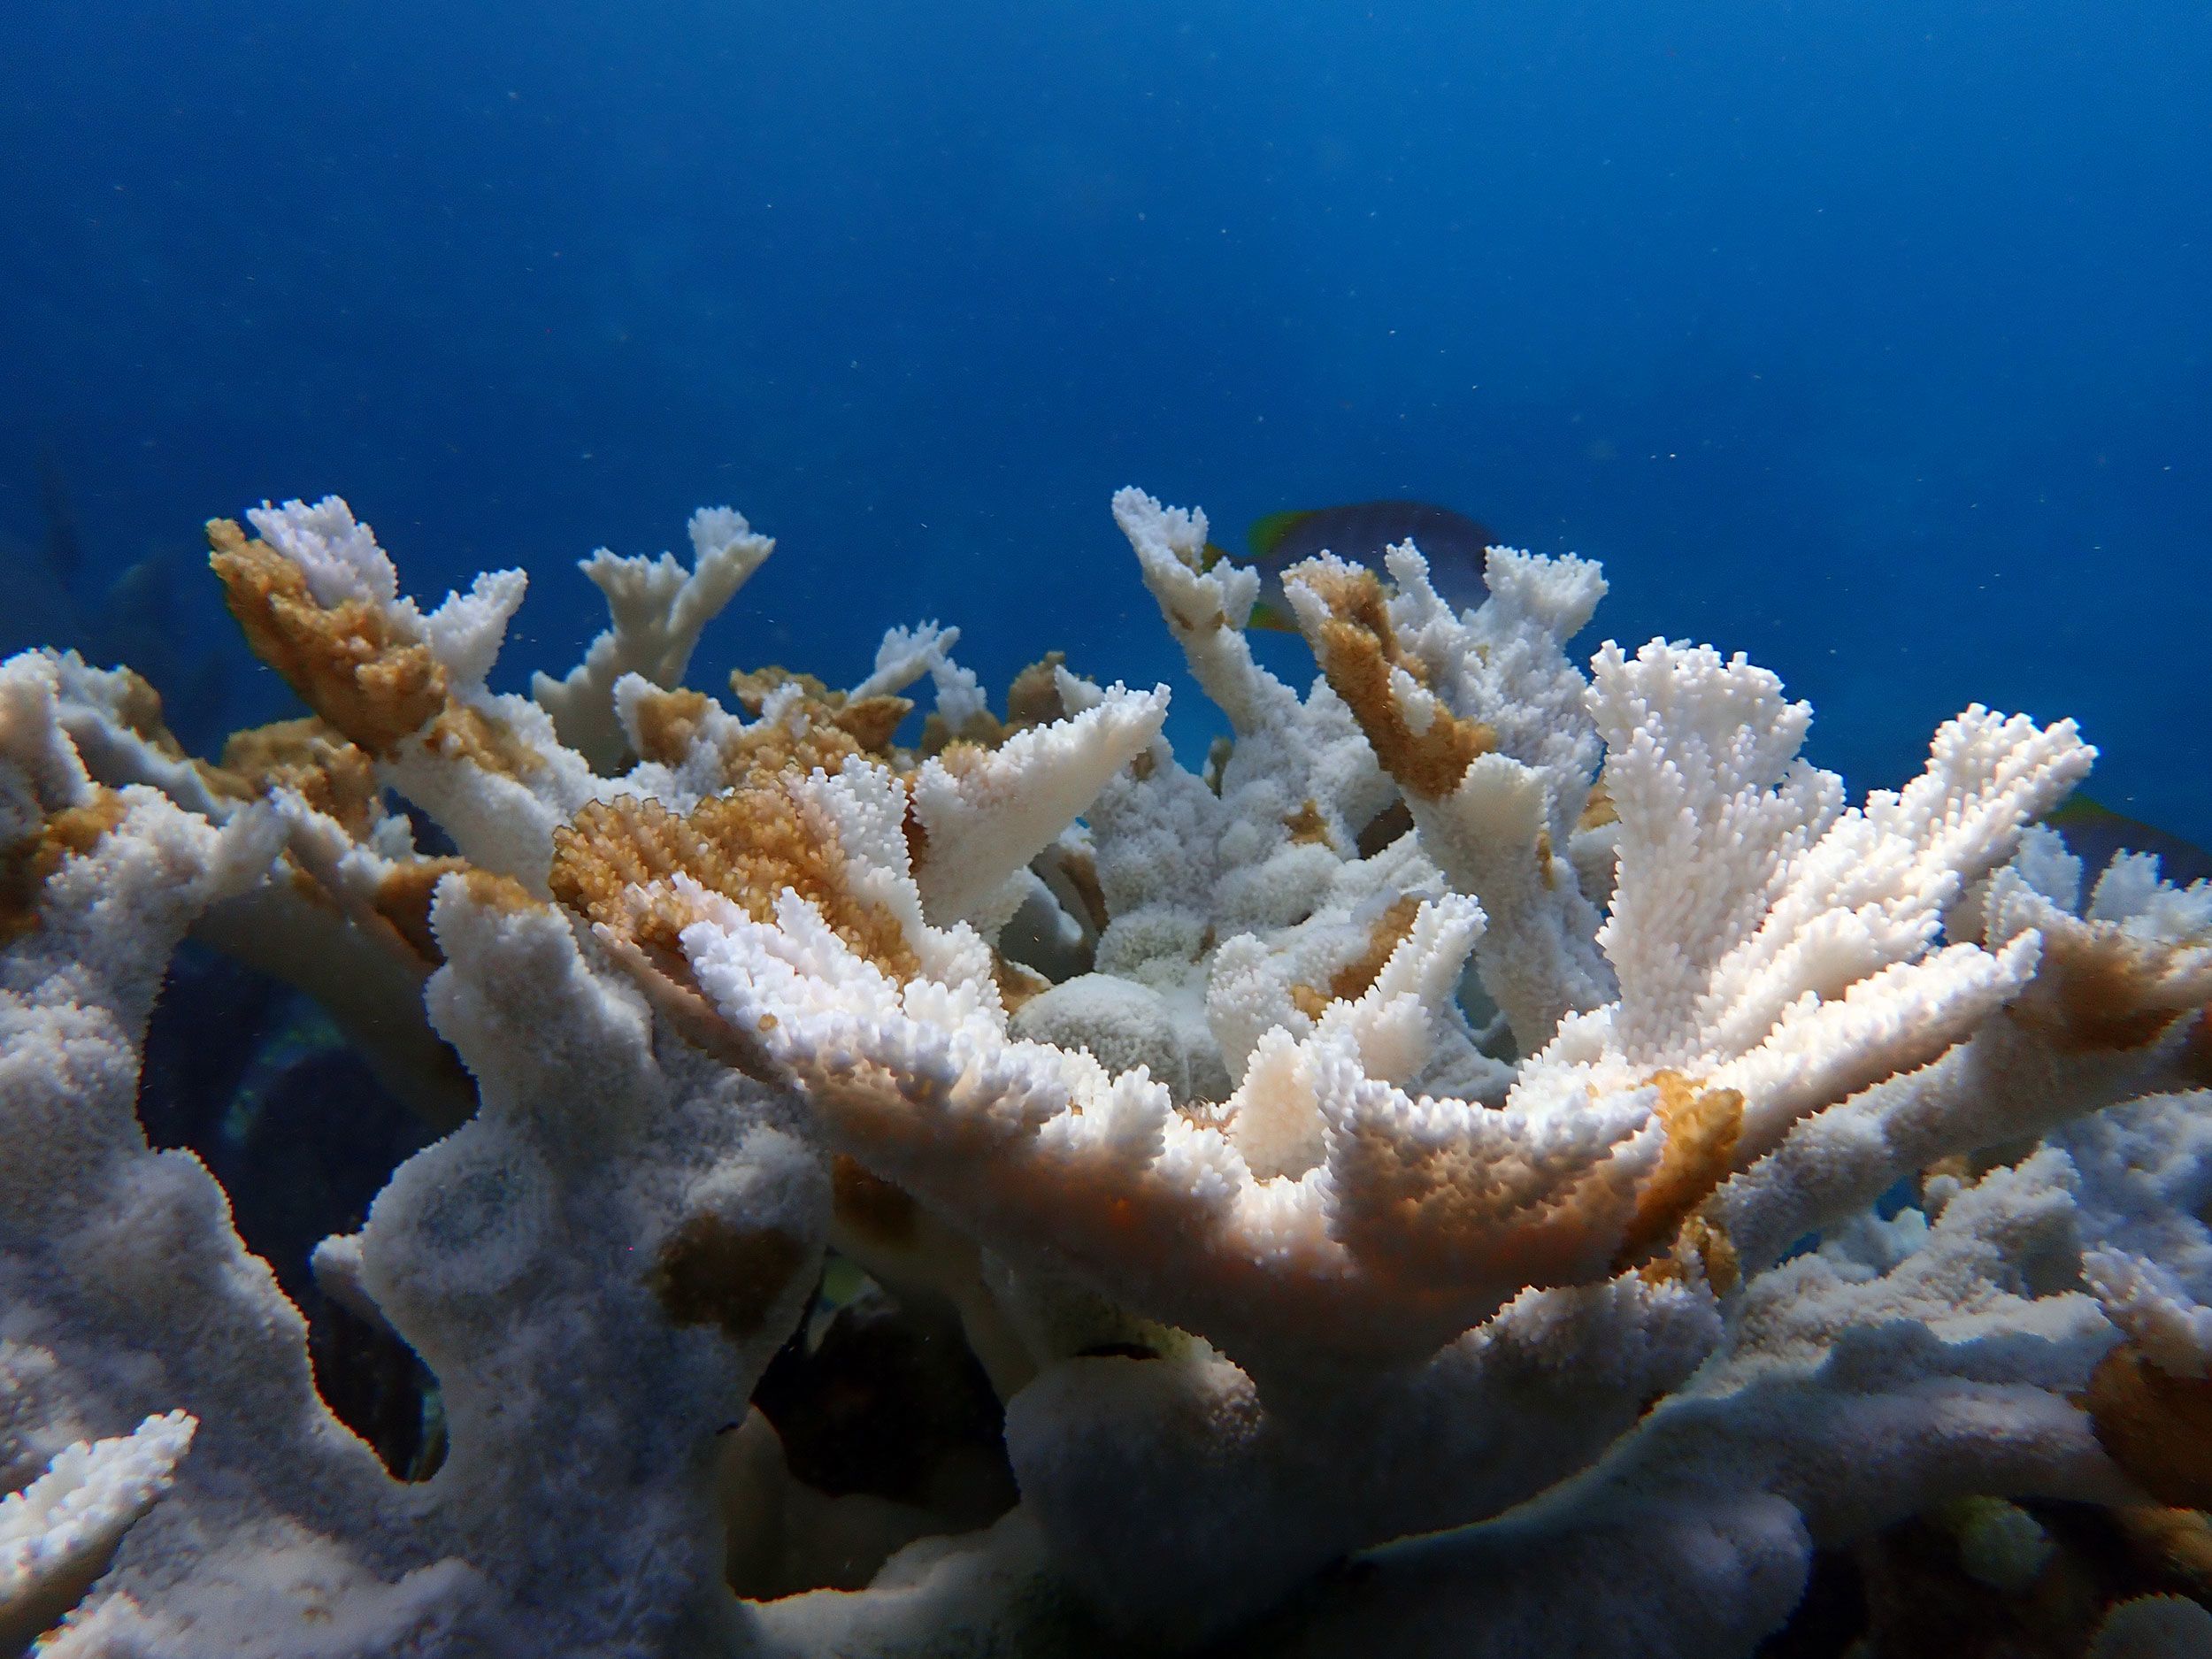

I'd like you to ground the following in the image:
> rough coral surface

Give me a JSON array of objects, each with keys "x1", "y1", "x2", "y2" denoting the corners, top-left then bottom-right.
[{"x1": 3, "y1": 486, "x2": 2208, "y2": 1655}]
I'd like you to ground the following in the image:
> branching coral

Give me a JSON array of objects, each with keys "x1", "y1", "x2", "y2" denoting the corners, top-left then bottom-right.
[
  {"x1": 531, "y1": 508, "x2": 774, "y2": 772},
  {"x1": 3, "y1": 484, "x2": 2209, "y2": 1656}
]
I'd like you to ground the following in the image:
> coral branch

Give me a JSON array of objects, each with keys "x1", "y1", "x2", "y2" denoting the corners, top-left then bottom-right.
[{"x1": 7, "y1": 480, "x2": 2201, "y2": 1657}]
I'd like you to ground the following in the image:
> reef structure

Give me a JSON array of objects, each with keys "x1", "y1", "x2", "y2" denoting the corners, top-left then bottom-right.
[{"x1": 3, "y1": 487, "x2": 2211, "y2": 1655}]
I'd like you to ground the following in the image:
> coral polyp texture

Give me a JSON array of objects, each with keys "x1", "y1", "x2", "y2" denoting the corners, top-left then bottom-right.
[{"x1": 3, "y1": 486, "x2": 2209, "y2": 1656}]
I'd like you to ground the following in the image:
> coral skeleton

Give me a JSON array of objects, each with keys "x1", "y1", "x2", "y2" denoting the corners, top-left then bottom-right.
[{"x1": 3, "y1": 488, "x2": 2209, "y2": 1655}]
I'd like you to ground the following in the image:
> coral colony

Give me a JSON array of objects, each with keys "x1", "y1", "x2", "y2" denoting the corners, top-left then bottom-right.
[{"x1": 6, "y1": 486, "x2": 2212, "y2": 1657}]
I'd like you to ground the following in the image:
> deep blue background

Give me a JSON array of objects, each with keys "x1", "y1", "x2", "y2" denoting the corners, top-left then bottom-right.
[{"x1": 3, "y1": 2, "x2": 2206, "y2": 838}]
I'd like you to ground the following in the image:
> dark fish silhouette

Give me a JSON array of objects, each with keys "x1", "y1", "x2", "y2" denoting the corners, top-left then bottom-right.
[
  {"x1": 1213, "y1": 501, "x2": 1497, "y2": 631},
  {"x1": 2044, "y1": 796, "x2": 2212, "y2": 889}
]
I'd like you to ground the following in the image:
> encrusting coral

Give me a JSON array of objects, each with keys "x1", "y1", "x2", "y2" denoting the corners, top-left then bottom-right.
[{"x1": 2, "y1": 486, "x2": 2209, "y2": 1655}]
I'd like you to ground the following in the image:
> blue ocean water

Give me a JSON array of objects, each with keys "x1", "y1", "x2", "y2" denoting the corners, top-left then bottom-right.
[{"x1": 2, "y1": 2, "x2": 2207, "y2": 838}]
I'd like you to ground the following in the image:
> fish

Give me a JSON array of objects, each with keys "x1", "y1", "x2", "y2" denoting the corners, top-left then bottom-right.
[
  {"x1": 2043, "y1": 795, "x2": 2212, "y2": 888},
  {"x1": 1210, "y1": 500, "x2": 1497, "y2": 631}
]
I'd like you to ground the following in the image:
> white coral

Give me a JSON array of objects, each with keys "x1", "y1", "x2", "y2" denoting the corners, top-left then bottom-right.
[
  {"x1": 10, "y1": 480, "x2": 2212, "y2": 1659},
  {"x1": 246, "y1": 496, "x2": 398, "y2": 610},
  {"x1": 671, "y1": 623, "x2": 2095, "y2": 1402},
  {"x1": 847, "y1": 619, "x2": 987, "y2": 729},
  {"x1": 908, "y1": 685, "x2": 1168, "y2": 929},
  {"x1": 532, "y1": 506, "x2": 772, "y2": 769},
  {"x1": 249, "y1": 497, "x2": 529, "y2": 691},
  {"x1": 0, "y1": 1412, "x2": 194, "y2": 1651},
  {"x1": 1594, "y1": 641, "x2": 2091, "y2": 1156},
  {"x1": 1282, "y1": 537, "x2": 1616, "y2": 1048}
]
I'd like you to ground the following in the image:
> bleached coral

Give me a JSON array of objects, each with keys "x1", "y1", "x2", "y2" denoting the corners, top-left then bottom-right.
[
  {"x1": 5, "y1": 481, "x2": 2211, "y2": 1656},
  {"x1": 0, "y1": 650, "x2": 829, "y2": 1655},
  {"x1": 848, "y1": 619, "x2": 988, "y2": 734},
  {"x1": 0, "y1": 1413, "x2": 194, "y2": 1653},
  {"x1": 1242, "y1": 1147, "x2": 2130, "y2": 1656},
  {"x1": 532, "y1": 506, "x2": 774, "y2": 771},
  {"x1": 1993, "y1": 825, "x2": 2212, "y2": 1378},
  {"x1": 1282, "y1": 535, "x2": 1614, "y2": 1048}
]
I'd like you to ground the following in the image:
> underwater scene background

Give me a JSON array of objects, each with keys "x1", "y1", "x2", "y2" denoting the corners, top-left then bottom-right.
[
  {"x1": 5, "y1": 5, "x2": 2212, "y2": 1657},
  {"x1": 3, "y1": 1, "x2": 2207, "y2": 828}
]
